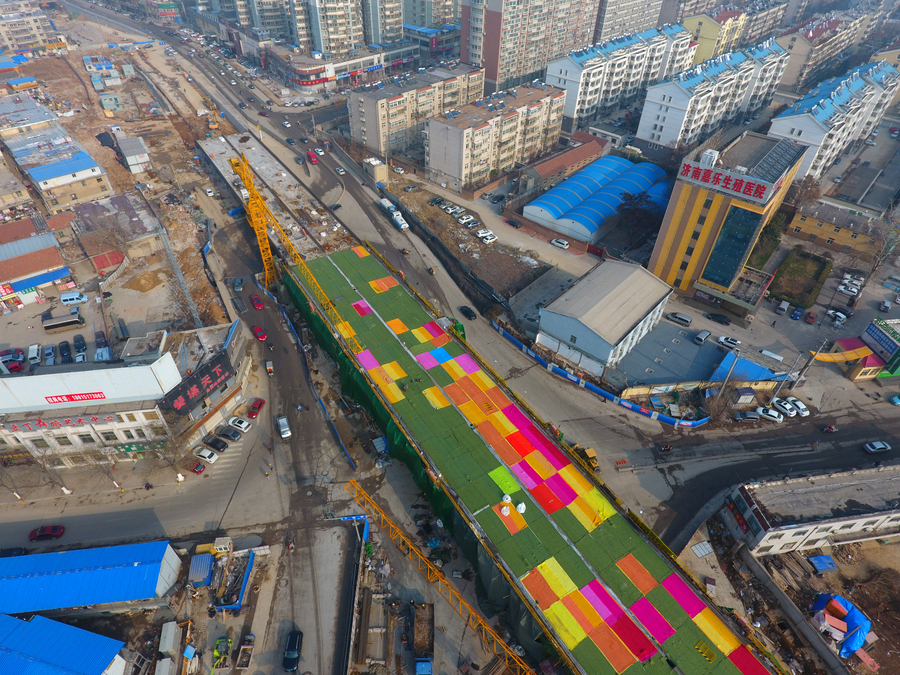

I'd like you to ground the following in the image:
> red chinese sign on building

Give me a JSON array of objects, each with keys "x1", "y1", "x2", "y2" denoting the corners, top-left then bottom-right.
[
  {"x1": 45, "y1": 392, "x2": 107, "y2": 404},
  {"x1": 4, "y1": 415, "x2": 117, "y2": 433},
  {"x1": 678, "y1": 160, "x2": 775, "y2": 205}
]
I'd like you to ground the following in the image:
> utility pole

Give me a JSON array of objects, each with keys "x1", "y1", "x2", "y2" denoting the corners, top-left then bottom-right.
[
  {"x1": 716, "y1": 348, "x2": 740, "y2": 400},
  {"x1": 770, "y1": 352, "x2": 803, "y2": 400},
  {"x1": 789, "y1": 340, "x2": 826, "y2": 391}
]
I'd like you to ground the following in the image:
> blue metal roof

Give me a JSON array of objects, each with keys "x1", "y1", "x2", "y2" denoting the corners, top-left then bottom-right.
[
  {"x1": 563, "y1": 164, "x2": 667, "y2": 234},
  {"x1": 677, "y1": 50, "x2": 748, "y2": 92},
  {"x1": 0, "y1": 541, "x2": 170, "y2": 614},
  {"x1": 0, "y1": 614, "x2": 123, "y2": 675},
  {"x1": 529, "y1": 156, "x2": 632, "y2": 218},
  {"x1": 10, "y1": 266, "x2": 70, "y2": 292},
  {"x1": 709, "y1": 352, "x2": 787, "y2": 383},
  {"x1": 402, "y1": 23, "x2": 441, "y2": 34},
  {"x1": 566, "y1": 26, "x2": 689, "y2": 65},
  {"x1": 27, "y1": 152, "x2": 99, "y2": 183},
  {"x1": 776, "y1": 62, "x2": 899, "y2": 124},
  {"x1": 6, "y1": 77, "x2": 35, "y2": 86}
]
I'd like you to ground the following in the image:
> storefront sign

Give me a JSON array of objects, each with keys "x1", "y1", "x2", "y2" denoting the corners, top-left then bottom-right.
[
  {"x1": 391, "y1": 59, "x2": 403, "y2": 66},
  {"x1": 4, "y1": 414, "x2": 117, "y2": 432},
  {"x1": 403, "y1": 56, "x2": 415, "y2": 63},
  {"x1": 162, "y1": 352, "x2": 234, "y2": 414},
  {"x1": 46, "y1": 392, "x2": 106, "y2": 404},
  {"x1": 367, "y1": 64, "x2": 383, "y2": 72},
  {"x1": 678, "y1": 160, "x2": 774, "y2": 205}
]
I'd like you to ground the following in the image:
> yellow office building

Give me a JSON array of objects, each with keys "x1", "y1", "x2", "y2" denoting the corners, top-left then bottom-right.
[{"x1": 649, "y1": 133, "x2": 806, "y2": 314}]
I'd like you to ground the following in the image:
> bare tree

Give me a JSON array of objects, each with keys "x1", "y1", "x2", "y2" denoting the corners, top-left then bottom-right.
[
  {"x1": 29, "y1": 447, "x2": 72, "y2": 495},
  {"x1": 867, "y1": 220, "x2": 898, "y2": 277},
  {"x1": 89, "y1": 453, "x2": 123, "y2": 491},
  {"x1": 0, "y1": 464, "x2": 25, "y2": 503},
  {"x1": 155, "y1": 436, "x2": 190, "y2": 474},
  {"x1": 792, "y1": 175, "x2": 821, "y2": 209}
]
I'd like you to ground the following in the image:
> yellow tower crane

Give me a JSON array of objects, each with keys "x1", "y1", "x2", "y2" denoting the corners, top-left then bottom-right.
[
  {"x1": 345, "y1": 480, "x2": 536, "y2": 675},
  {"x1": 227, "y1": 153, "x2": 362, "y2": 354}
]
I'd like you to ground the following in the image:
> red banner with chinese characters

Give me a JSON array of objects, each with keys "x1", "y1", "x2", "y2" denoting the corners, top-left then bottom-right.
[{"x1": 678, "y1": 160, "x2": 773, "y2": 205}]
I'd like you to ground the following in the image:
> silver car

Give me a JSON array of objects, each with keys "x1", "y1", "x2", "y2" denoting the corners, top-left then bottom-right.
[
  {"x1": 864, "y1": 441, "x2": 891, "y2": 454},
  {"x1": 276, "y1": 414, "x2": 292, "y2": 439}
]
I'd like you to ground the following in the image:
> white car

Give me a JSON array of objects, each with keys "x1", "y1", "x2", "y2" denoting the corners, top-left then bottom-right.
[
  {"x1": 837, "y1": 285, "x2": 859, "y2": 297},
  {"x1": 335, "y1": 166, "x2": 346, "y2": 175},
  {"x1": 282, "y1": 121, "x2": 292, "y2": 128},
  {"x1": 717, "y1": 336, "x2": 741, "y2": 349},
  {"x1": 458, "y1": 215, "x2": 474, "y2": 225},
  {"x1": 205, "y1": 188, "x2": 214, "y2": 197},
  {"x1": 864, "y1": 441, "x2": 891, "y2": 454},
  {"x1": 230, "y1": 80, "x2": 237, "y2": 85},
  {"x1": 393, "y1": 167, "x2": 405, "y2": 174},
  {"x1": 228, "y1": 416, "x2": 252, "y2": 432},
  {"x1": 826, "y1": 309, "x2": 848, "y2": 322},
  {"x1": 194, "y1": 447, "x2": 219, "y2": 463},
  {"x1": 475, "y1": 229, "x2": 493, "y2": 239},
  {"x1": 482, "y1": 235, "x2": 498, "y2": 244},
  {"x1": 756, "y1": 406, "x2": 783, "y2": 423},
  {"x1": 315, "y1": 148, "x2": 325, "y2": 155},
  {"x1": 551, "y1": 238, "x2": 570, "y2": 249},
  {"x1": 770, "y1": 397, "x2": 797, "y2": 418},
  {"x1": 865, "y1": 139, "x2": 876, "y2": 146},
  {"x1": 784, "y1": 397, "x2": 810, "y2": 417}
]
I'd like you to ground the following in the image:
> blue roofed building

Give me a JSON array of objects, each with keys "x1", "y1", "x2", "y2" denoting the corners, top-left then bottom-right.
[
  {"x1": 546, "y1": 25, "x2": 696, "y2": 131},
  {"x1": 523, "y1": 156, "x2": 671, "y2": 245},
  {"x1": 2, "y1": 118, "x2": 112, "y2": 213},
  {"x1": 767, "y1": 61, "x2": 900, "y2": 179},
  {"x1": 0, "y1": 613, "x2": 126, "y2": 675},
  {"x1": 0, "y1": 541, "x2": 181, "y2": 617}
]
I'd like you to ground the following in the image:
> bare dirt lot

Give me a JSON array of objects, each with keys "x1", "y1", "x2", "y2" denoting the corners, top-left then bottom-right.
[{"x1": 398, "y1": 183, "x2": 549, "y2": 297}]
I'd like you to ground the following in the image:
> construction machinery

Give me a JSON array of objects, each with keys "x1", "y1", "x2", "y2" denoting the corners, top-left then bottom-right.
[
  {"x1": 235, "y1": 634, "x2": 255, "y2": 669},
  {"x1": 344, "y1": 480, "x2": 535, "y2": 675},
  {"x1": 571, "y1": 444, "x2": 598, "y2": 470},
  {"x1": 211, "y1": 636, "x2": 232, "y2": 674},
  {"x1": 227, "y1": 153, "x2": 362, "y2": 354}
]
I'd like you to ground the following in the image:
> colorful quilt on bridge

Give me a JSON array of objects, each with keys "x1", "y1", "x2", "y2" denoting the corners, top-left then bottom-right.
[{"x1": 303, "y1": 247, "x2": 769, "y2": 675}]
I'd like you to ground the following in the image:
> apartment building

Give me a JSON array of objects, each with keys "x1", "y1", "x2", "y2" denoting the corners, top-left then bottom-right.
[
  {"x1": 403, "y1": 24, "x2": 460, "y2": 61},
  {"x1": 723, "y1": 469, "x2": 900, "y2": 557},
  {"x1": 775, "y1": 14, "x2": 865, "y2": 90},
  {"x1": 670, "y1": 0, "x2": 718, "y2": 22},
  {"x1": 636, "y1": 40, "x2": 788, "y2": 149},
  {"x1": 785, "y1": 203, "x2": 884, "y2": 257},
  {"x1": 246, "y1": 0, "x2": 291, "y2": 41},
  {"x1": 350, "y1": 66, "x2": 483, "y2": 153},
  {"x1": 403, "y1": 0, "x2": 458, "y2": 28},
  {"x1": 648, "y1": 133, "x2": 806, "y2": 311},
  {"x1": 425, "y1": 85, "x2": 565, "y2": 190},
  {"x1": 594, "y1": 0, "x2": 665, "y2": 42},
  {"x1": 362, "y1": 0, "x2": 404, "y2": 44},
  {"x1": 0, "y1": 5, "x2": 66, "y2": 52},
  {"x1": 308, "y1": 0, "x2": 364, "y2": 54},
  {"x1": 767, "y1": 61, "x2": 900, "y2": 178},
  {"x1": 739, "y1": 1, "x2": 787, "y2": 46},
  {"x1": 460, "y1": 0, "x2": 596, "y2": 93},
  {"x1": 872, "y1": 39, "x2": 900, "y2": 109},
  {"x1": 683, "y1": 9, "x2": 747, "y2": 64},
  {"x1": 548, "y1": 25, "x2": 696, "y2": 132}
]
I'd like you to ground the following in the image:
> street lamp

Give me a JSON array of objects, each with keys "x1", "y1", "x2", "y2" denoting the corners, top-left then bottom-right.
[{"x1": 817, "y1": 386, "x2": 847, "y2": 415}]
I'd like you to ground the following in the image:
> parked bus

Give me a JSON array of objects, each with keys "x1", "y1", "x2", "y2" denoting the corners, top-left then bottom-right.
[{"x1": 42, "y1": 314, "x2": 86, "y2": 334}]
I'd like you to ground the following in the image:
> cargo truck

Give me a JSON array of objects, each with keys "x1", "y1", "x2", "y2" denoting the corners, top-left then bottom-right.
[
  {"x1": 392, "y1": 212, "x2": 409, "y2": 231},
  {"x1": 413, "y1": 603, "x2": 434, "y2": 675},
  {"x1": 378, "y1": 198, "x2": 397, "y2": 213}
]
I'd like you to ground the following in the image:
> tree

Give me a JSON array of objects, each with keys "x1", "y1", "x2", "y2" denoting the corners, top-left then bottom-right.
[
  {"x1": 616, "y1": 192, "x2": 657, "y2": 249},
  {"x1": 793, "y1": 175, "x2": 821, "y2": 208}
]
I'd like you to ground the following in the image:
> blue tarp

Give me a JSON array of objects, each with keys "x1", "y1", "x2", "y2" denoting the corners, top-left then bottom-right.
[
  {"x1": 812, "y1": 593, "x2": 870, "y2": 657},
  {"x1": 708, "y1": 351, "x2": 790, "y2": 383},
  {"x1": 808, "y1": 555, "x2": 837, "y2": 573}
]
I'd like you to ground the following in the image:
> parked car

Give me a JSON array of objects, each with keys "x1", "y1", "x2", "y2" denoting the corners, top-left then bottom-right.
[
  {"x1": 506, "y1": 219, "x2": 522, "y2": 228},
  {"x1": 732, "y1": 411, "x2": 760, "y2": 423},
  {"x1": 203, "y1": 435, "x2": 229, "y2": 452},
  {"x1": 791, "y1": 307, "x2": 803, "y2": 320},
  {"x1": 218, "y1": 427, "x2": 242, "y2": 442},
  {"x1": 551, "y1": 238, "x2": 570, "y2": 249},
  {"x1": 393, "y1": 167, "x2": 404, "y2": 174},
  {"x1": 29, "y1": 525, "x2": 65, "y2": 542},
  {"x1": 44, "y1": 344, "x2": 56, "y2": 365},
  {"x1": 458, "y1": 215, "x2": 474, "y2": 225},
  {"x1": 58, "y1": 341, "x2": 72, "y2": 364},
  {"x1": 805, "y1": 311, "x2": 817, "y2": 324},
  {"x1": 194, "y1": 447, "x2": 219, "y2": 463},
  {"x1": 864, "y1": 441, "x2": 891, "y2": 454},
  {"x1": 228, "y1": 417, "x2": 252, "y2": 432},
  {"x1": 460, "y1": 306, "x2": 477, "y2": 320},
  {"x1": 785, "y1": 396, "x2": 810, "y2": 417},
  {"x1": 756, "y1": 406, "x2": 783, "y2": 423},
  {"x1": 475, "y1": 229, "x2": 493, "y2": 239},
  {"x1": 837, "y1": 285, "x2": 859, "y2": 297},
  {"x1": 490, "y1": 194, "x2": 505, "y2": 203},
  {"x1": 248, "y1": 397, "x2": 266, "y2": 419},
  {"x1": 482, "y1": 235, "x2": 498, "y2": 243},
  {"x1": 831, "y1": 305, "x2": 855, "y2": 318},
  {"x1": 770, "y1": 397, "x2": 798, "y2": 418},
  {"x1": 282, "y1": 631, "x2": 303, "y2": 672},
  {"x1": 717, "y1": 336, "x2": 741, "y2": 349},
  {"x1": 428, "y1": 196, "x2": 443, "y2": 206},
  {"x1": 0, "y1": 547, "x2": 26, "y2": 557}
]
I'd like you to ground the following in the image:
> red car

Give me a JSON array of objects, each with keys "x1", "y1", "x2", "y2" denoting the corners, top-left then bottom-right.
[
  {"x1": 0, "y1": 348, "x2": 24, "y2": 362},
  {"x1": 252, "y1": 326, "x2": 267, "y2": 341},
  {"x1": 805, "y1": 311, "x2": 817, "y2": 324},
  {"x1": 190, "y1": 460, "x2": 206, "y2": 475},
  {"x1": 250, "y1": 294, "x2": 264, "y2": 310},
  {"x1": 29, "y1": 525, "x2": 65, "y2": 541},
  {"x1": 258, "y1": 111, "x2": 269, "y2": 117},
  {"x1": 248, "y1": 398, "x2": 265, "y2": 419}
]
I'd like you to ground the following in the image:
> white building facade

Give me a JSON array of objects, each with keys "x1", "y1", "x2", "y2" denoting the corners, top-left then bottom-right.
[
  {"x1": 547, "y1": 25, "x2": 696, "y2": 132},
  {"x1": 767, "y1": 61, "x2": 900, "y2": 179},
  {"x1": 636, "y1": 40, "x2": 788, "y2": 149}
]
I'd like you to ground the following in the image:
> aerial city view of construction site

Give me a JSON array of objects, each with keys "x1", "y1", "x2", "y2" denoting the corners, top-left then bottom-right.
[{"x1": 4, "y1": 1, "x2": 900, "y2": 675}]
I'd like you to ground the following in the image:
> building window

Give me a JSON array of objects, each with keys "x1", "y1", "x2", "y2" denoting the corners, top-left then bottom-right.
[
  {"x1": 757, "y1": 546, "x2": 773, "y2": 554},
  {"x1": 78, "y1": 433, "x2": 96, "y2": 444},
  {"x1": 864, "y1": 520, "x2": 879, "y2": 526},
  {"x1": 826, "y1": 238, "x2": 835, "y2": 244},
  {"x1": 32, "y1": 438, "x2": 50, "y2": 448},
  {"x1": 686, "y1": 246, "x2": 695, "y2": 256},
  {"x1": 680, "y1": 261, "x2": 689, "y2": 271},
  {"x1": 816, "y1": 222, "x2": 823, "y2": 227},
  {"x1": 691, "y1": 230, "x2": 700, "y2": 240},
  {"x1": 703, "y1": 197, "x2": 713, "y2": 209},
  {"x1": 850, "y1": 233, "x2": 858, "y2": 239},
  {"x1": 799, "y1": 215, "x2": 807, "y2": 221},
  {"x1": 135, "y1": 429, "x2": 146, "y2": 439},
  {"x1": 144, "y1": 411, "x2": 160, "y2": 421},
  {"x1": 674, "y1": 277, "x2": 683, "y2": 287},
  {"x1": 570, "y1": 335, "x2": 577, "y2": 344},
  {"x1": 833, "y1": 227, "x2": 841, "y2": 233},
  {"x1": 124, "y1": 430, "x2": 135, "y2": 440},
  {"x1": 792, "y1": 530, "x2": 808, "y2": 537},
  {"x1": 696, "y1": 215, "x2": 706, "y2": 225},
  {"x1": 101, "y1": 431, "x2": 118, "y2": 442},
  {"x1": 769, "y1": 533, "x2": 784, "y2": 540},
  {"x1": 55, "y1": 436, "x2": 73, "y2": 446}
]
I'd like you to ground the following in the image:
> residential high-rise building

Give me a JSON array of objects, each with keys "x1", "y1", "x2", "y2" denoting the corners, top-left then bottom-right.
[
  {"x1": 461, "y1": 0, "x2": 597, "y2": 93},
  {"x1": 361, "y1": 0, "x2": 404, "y2": 44},
  {"x1": 308, "y1": 0, "x2": 365, "y2": 54},
  {"x1": 594, "y1": 0, "x2": 665, "y2": 42},
  {"x1": 547, "y1": 25, "x2": 696, "y2": 131},
  {"x1": 649, "y1": 133, "x2": 806, "y2": 312},
  {"x1": 425, "y1": 85, "x2": 565, "y2": 190},
  {"x1": 871, "y1": 39, "x2": 900, "y2": 110},
  {"x1": 767, "y1": 61, "x2": 900, "y2": 178},
  {"x1": 403, "y1": 0, "x2": 458, "y2": 27},
  {"x1": 247, "y1": 0, "x2": 292, "y2": 41},
  {"x1": 349, "y1": 66, "x2": 483, "y2": 153},
  {"x1": 739, "y1": 2, "x2": 787, "y2": 46},
  {"x1": 682, "y1": 9, "x2": 747, "y2": 64},
  {"x1": 775, "y1": 14, "x2": 865, "y2": 90},
  {"x1": 404, "y1": 24, "x2": 461, "y2": 60},
  {"x1": 636, "y1": 40, "x2": 788, "y2": 149}
]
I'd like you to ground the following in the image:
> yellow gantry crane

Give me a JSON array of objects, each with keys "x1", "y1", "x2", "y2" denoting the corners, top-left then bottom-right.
[
  {"x1": 228, "y1": 153, "x2": 362, "y2": 354},
  {"x1": 344, "y1": 480, "x2": 536, "y2": 675}
]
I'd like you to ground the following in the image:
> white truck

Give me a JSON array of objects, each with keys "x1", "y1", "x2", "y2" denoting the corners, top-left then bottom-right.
[
  {"x1": 392, "y1": 212, "x2": 409, "y2": 231},
  {"x1": 378, "y1": 198, "x2": 397, "y2": 214}
]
